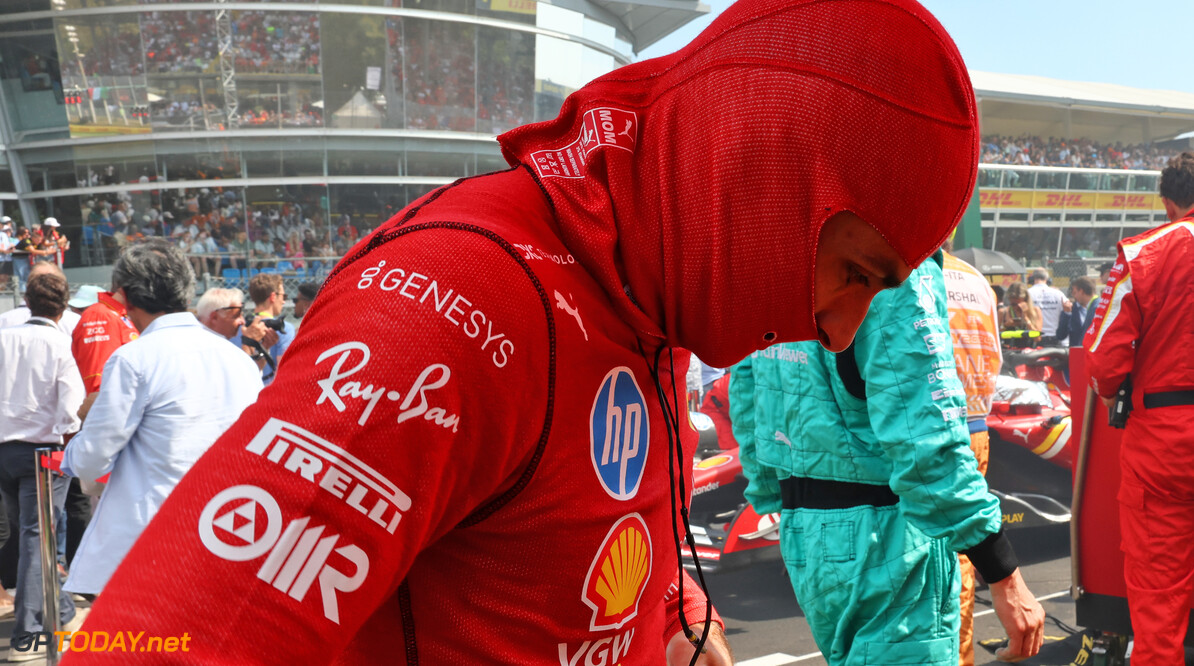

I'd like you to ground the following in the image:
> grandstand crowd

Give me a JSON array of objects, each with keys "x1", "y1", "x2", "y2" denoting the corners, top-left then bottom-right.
[
  {"x1": 78, "y1": 187, "x2": 378, "y2": 279},
  {"x1": 981, "y1": 134, "x2": 1175, "y2": 170}
]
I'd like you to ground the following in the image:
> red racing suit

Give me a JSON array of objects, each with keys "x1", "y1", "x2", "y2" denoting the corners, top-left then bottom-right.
[
  {"x1": 1085, "y1": 215, "x2": 1194, "y2": 663},
  {"x1": 65, "y1": 0, "x2": 980, "y2": 662},
  {"x1": 71, "y1": 293, "x2": 138, "y2": 394},
  {"x1": 66, "y1": 169, "x2": 719, "y2": 665}
]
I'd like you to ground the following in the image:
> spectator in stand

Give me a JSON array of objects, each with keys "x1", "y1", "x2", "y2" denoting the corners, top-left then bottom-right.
[
  {"x1": 0, "y1": 272, "x2": 87, "y2": 660},
  {"x1": 0, "y1": 262, "x2": 82, "y2": 334},
  {"x1": 1027, "y1": 269, "x2": 1070, "y2": 341},
  {"x1": 62, "y1": 241, "x2": 262, "y2": 598},
  {"x1": 28, "y1": 229, "x2": 55, "y2": 265},
  {"x1": 980, "y1": 134, "x2": 1174, "y2": 170},
  {"x1": 0, "y1": 218, "x2": 13, "y2": 286},
  {"x1": 292, "y1": 282, "x2": 318, "y2": 319},
  {"x1": 10, "y1": 228, "x2": 31, "y2": 293},
  {"x1": 1001, "y1": 282, "x2": 1042, "y2": 332},
  {"x1": 189, "y1": 230, "x2": 219, "y2": 277},
  {"x1": 226, "y1": 230, "x2": 250, "y2": 270},
  {"x1": 43, "y1": 218, "x2": 68, "y2": 268}
]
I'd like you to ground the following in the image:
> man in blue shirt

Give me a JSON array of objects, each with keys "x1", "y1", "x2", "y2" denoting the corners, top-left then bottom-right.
[
  {"x1": 240, "y1": 273, "x2": 295, "y2": 385},
  {"x1": 1056, "y1": 276, "x2": 1098, "y2": 348}
]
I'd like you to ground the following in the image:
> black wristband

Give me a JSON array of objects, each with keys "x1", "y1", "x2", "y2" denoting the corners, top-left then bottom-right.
[{"x1": 960, "y1": 527, "x2": 1019, "y2": 584}]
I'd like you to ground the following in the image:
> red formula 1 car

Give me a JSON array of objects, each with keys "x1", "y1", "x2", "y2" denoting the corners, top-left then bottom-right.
[{"x1": 685, "y1": 342, "x2": 1076, "y2": 573}]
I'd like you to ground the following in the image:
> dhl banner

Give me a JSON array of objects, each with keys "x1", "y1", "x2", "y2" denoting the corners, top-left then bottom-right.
[
  {"x1": 476, "y1": 0, "x2": 537, "y2": 15},
  {"x1": 979, "y1": 189, "x2": 1163, "y2": 211}
]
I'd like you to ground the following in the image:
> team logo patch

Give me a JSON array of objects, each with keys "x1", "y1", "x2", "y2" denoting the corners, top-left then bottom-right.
[
  {"x1": 590, "y1": 367, "x2": 650, "y2": 500},
  {"x1": 917, "y1": 274, "x2": 937, "y2": 315},
  {"x1": 530, "y1": 107, "x2": 639, "y2": 179},
  {"x1": 581, "y1": 107, "x2": 638, "y2": 154},
  {"x1": 199, "y1": 485, "x2": 370, "y2": 625},
  {"x1": 695, "y1": 454, "x2": 732, "y2": 470},
  {"x1": 245, "y1": 418, "x2": 412, "y2": 534},
  {"x1": 582, "y1": 514, "x2": 652, "y2": 631}
]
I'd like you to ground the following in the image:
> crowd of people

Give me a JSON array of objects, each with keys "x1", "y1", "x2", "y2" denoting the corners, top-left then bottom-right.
[
  {"x1": 0, "y1": 252, "x2": 319, "y2": 660},
  {"x1": 981, "y1": 134, "x2": 1175, "y2": 170},
  {"x1": 60, "y1": 6, "x2": 543, "y2": 134},
  {"x1": 75, "y1": 187, "x2": 379, "y2": 277},
  {"x1": 140, "y1": 10, "x2": 319, "y2": 77}
]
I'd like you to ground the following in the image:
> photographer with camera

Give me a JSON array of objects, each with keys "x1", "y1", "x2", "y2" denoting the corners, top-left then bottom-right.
[
  {"x1": 233, "y1": 273, "x2": 294, "y2": 384},
  {"x1": 1085, "y1": 152, "x2": 1194, "y2": 662}
]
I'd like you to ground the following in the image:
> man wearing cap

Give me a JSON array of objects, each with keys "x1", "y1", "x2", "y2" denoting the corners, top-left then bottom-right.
[
  {"x1": 71, "y1": 282, "x2": 139, "y2": 395},
  {"x1": 41, "y1": 218, "x2": 68, "y2": 268}
]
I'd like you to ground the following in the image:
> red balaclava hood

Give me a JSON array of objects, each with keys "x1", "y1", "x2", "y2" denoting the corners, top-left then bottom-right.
[{"x1": 499, "y1": 0, "x2": 978, "y2": 368}]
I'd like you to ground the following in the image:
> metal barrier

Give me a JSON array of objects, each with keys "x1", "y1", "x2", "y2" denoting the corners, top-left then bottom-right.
[{"x1": 34, "y1": 448, "x2": 62, "y2": 665}]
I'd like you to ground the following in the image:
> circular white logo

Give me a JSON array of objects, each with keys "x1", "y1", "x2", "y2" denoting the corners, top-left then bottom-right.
[{"x1": 198, "y1": 485, "x2": 283, "y2": 561}]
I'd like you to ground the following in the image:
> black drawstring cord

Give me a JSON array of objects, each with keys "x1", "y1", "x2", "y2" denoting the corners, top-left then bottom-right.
[{"x1": 644, "y1": 343, "x2": 713, "y2": 665}]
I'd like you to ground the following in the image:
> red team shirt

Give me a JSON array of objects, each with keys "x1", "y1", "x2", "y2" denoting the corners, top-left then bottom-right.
[
  {"x1": 66, "y1": 170, "x2": 717, "y2": 664},
  {"x1": 71, "y1": 293, "x2": 138, "y2": 394}
]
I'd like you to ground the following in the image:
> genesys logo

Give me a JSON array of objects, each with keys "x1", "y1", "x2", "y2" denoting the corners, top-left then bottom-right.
[
  {"x1": 245, "y1": 418, "x2": 412, "y2": 534},
  {"x1": 590, "y1": 367, "x2": 649, "y2": 500},
  {"x1": 198, "y1": 485, "x2": 369, "y2": 624},
  {"x1": 315, "y1": 341, "x2": 460, "y2": 431},
  {"x1": 582, "y1": 514, "x2": 652, "y2": 631}
]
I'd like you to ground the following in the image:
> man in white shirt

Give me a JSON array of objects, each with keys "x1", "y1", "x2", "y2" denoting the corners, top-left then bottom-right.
[
  {"x1": 1027, "y1": 268, "x2": 1070, "y2": 340},
  {"x1": 62, "y1": 240, "x2": 262, "y2": 596},
  {"x1": 0, "y1": 263, "x2": 81, "y2": 335},
  {"x1": 0, "y1": 272, "x2": 86, "y2": 659}
]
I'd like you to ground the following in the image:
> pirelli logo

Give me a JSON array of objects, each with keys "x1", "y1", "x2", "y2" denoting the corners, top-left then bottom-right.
[{"x1": 245, "y1": 418, "x2": 412, "y2": 534}]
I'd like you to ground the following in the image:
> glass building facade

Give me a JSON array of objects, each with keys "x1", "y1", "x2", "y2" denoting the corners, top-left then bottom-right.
[{"x1": 0, "y1": 0, "x2": 645, "y2": 270}]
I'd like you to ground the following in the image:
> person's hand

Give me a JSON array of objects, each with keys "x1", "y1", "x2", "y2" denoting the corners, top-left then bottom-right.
[
  {"x1": 78, "y1": 391, "x2": 100, "y2": 421},
  {"x1": 1063, "y1": 299, "x2": 1073, "y2": 313},
  {"x1": 1101, "y1": 395, "x2": 1116, "y2": 409},
  {"x1": 666, "y1": 623, "x2": 733, "y2": 666},
  {"x1": 262, "y1": 328, "x2": 280, "y2": 349},
  {"x1": 1016, "y1": 302, "x2": 1030, "y2": 316},
  {"x1": 989, "y1": 568, "x2": 1045, "y2": 661},
  {"x1": 241, "y1": 318, "x2": 268, "y2": 343}
]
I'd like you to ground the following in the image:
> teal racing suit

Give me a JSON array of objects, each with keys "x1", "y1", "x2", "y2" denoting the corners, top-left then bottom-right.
[{"x1": 729, "y1": 254, "x2": 1009, "y2": 665}]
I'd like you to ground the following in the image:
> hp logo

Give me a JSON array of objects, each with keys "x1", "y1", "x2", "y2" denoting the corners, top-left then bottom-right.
[{"x1": 590, "y1": 367, "x2": 650, "y2": 500}]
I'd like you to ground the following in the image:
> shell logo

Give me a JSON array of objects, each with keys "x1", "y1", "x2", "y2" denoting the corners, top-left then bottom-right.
[
  {"x1": 582, "y1": 514, "x2": 652, "y2": 631},
  {"x1": 695, "y1": 454, "x2": 732, "y2": 470}
]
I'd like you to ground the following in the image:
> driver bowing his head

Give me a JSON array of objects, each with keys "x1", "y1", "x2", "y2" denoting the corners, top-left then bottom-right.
[{"x1": 69, "y1": 1, "x2": 985, "y2": 664}]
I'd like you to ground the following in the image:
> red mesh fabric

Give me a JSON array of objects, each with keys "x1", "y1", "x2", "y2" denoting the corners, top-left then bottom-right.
[{"x1": 499, "y1": 0, "x2": 978, "y2": 367}]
